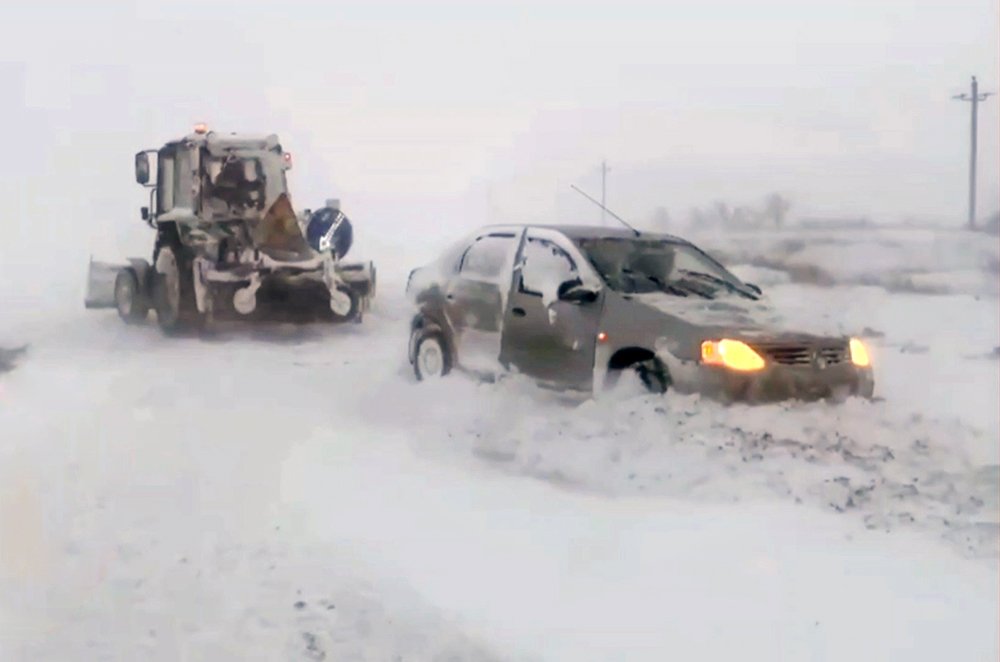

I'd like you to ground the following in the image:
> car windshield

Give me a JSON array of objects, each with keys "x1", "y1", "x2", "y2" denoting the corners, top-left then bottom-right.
[{"x1": 573, "y1": 237, "x2": 757, "y2": 300}]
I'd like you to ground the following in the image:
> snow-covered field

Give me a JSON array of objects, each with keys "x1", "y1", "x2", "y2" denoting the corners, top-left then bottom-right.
[
  {"x1": 696, "y1": 226, "x2": 1000, "y2": 299},
  {"x1": 0, "y1": 226, "x2": 997, "y2": 661}
]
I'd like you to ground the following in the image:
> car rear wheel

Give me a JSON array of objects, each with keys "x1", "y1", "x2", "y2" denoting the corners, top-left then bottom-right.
[{"x1": 413, "y1": 330, "x2": 451, "y2": 381}]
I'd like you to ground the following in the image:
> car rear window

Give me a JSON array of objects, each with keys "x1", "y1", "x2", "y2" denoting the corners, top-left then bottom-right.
[{"x1": 459, "y1": 234, "x2": 518, "y2": 280}]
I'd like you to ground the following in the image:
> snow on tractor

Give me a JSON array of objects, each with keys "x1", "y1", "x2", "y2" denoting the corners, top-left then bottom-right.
[{"x1": 84, "y1": 126, "x2": 376, "y2": 333}]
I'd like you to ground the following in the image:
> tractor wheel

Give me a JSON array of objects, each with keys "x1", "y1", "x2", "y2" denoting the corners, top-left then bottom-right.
[
  {"x1": 328, "y1": 284, "x2": 360, "y2": 322},
  {"x1": 153, "y1": 245, "x2": 205, "y2": 335},
  {"x1": 114, "y1": 268, "x2": 150, "y2": 324}
]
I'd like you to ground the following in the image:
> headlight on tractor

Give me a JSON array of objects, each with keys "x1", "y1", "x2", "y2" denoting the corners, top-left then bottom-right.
[
  {"x1": 849, "y1": 338, "x2": 870, "y2": 367},
  {"x1": 700, "y1": 339, "x2": 765, "y2": 371}
]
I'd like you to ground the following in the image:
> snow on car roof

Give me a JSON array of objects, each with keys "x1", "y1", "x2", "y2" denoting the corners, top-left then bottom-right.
[
  {"x1": 471, "y1": 223, "x2": 693, "y2": 244},
  {"x1": 534, "y1": 224, "x2": 694, "y2": 245}
]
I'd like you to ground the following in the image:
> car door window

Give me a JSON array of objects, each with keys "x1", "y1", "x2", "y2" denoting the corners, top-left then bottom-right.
[
  {"x1": 519, "y1": 237, "x2": 579, "y2": 298},
  {"x1": 459, "y1": 234, "x2": 517, "y2": 282}
]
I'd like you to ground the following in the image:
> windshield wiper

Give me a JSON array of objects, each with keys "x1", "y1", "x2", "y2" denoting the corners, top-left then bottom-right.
[
  {"x1": 647, "y1": 273, "x2": 701, "y2": 298},
  {"x1": 677, "y1": 270, "x2": 758, "y2": 300},
  {"x1": 622, "y1": 269, "x2": 704, "y2": 298}
]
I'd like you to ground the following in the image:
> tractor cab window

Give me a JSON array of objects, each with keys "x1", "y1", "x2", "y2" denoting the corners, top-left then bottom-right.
[
  {"x1": 173, "y1": 146, "x2": 196, "y2": 212},
  {"x1": 157, "y1": 152, "x2": 175, "y2": 214},
  {"x1": 201, "y1": 154, "x2": 267, "y2": 218}
]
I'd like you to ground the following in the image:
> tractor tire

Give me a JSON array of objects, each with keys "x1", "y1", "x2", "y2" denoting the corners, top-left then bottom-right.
[
  {"x1": 328, "y1": 284, "x2": 360, "y2": 323},
  {"x1": 153, "y1": 244, "x2": 205, "y2": 335},
  {"x1": 114, "y1": 268, "x2": 150, "y2": 324}
]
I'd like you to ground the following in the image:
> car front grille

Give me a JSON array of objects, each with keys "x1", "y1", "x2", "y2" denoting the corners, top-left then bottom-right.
[{"x1": 752, "y1": 342, "x2": 850, "y2": 366}]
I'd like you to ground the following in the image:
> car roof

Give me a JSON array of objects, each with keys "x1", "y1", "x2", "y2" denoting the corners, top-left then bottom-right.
[{"x1": 476, "y1": 223, "x2": 694, "y2": 246}]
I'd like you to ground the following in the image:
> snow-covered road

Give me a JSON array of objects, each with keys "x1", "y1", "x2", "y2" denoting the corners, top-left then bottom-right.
[{"x1": 1, "y1": 231, "x2": 997, "y2": 661}]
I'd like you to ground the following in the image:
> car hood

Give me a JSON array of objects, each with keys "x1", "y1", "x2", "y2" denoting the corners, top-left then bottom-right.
[{"x1": 628, "y1": 291, "x2": 844, "y2": 340}]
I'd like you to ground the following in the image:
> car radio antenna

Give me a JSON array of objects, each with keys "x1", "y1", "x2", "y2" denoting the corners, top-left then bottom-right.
[{"x1": 571, "y1": 185, "x2": 641, "y2": 236}]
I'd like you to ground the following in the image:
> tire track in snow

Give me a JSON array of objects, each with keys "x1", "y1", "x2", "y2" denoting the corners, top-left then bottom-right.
[
  {"x1": 0, "y1": 316, "x2": 506, "y2": 661},
  {"x1": 364, "y1": 372, "x2": 1000, "y2": 562}
]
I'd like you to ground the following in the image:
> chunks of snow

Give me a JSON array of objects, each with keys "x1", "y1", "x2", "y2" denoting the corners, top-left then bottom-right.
[{"x1": 519, "y1": 237, "x2": 579, "y2": 313}]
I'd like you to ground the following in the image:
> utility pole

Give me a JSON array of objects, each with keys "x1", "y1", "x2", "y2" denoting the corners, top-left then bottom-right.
[
  {"x1": 953, "y1": 76, "x2": 994, "y2": 230},
  {"x1": 600, "y1": 160, "x2": 611, "y2": 225}
]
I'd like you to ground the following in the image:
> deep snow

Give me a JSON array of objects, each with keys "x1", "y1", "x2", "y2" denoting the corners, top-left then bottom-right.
[{"x1": 1, "y1": 226, "x2": 997, "y2": 660}]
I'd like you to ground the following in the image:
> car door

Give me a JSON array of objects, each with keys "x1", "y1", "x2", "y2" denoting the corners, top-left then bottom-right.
[
  {"x1": 499, "y1": 230, "x2": 604, "y2": 389},
  {"x1": 444, "y1": 228, "x2": 524, "y2": 374}
]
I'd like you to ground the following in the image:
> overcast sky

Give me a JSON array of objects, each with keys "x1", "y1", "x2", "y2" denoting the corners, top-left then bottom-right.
[{"x1": 1, "y1": 0, "x2": 997, "y2": 285}]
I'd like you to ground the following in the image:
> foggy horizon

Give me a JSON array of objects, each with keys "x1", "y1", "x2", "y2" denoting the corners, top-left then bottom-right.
[{"x1": 2, "y1": 0, "x2": 998, "y2": 294}]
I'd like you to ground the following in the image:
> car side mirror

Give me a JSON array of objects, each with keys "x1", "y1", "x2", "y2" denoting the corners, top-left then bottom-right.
[
  {"x1": 141, "y1": 206, "x2": 149, "y2": 221},
  {"x1": 135, "y1": 151, "x2": 150, "y2": 185},
  {"x1": 557, "y1": 279, "x2": 599, "y2": 304}
]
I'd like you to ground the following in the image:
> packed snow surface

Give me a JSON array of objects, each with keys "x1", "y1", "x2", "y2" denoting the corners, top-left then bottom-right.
[{"x1": 0, "y1": 226, "x2": 997, "y2": 660}]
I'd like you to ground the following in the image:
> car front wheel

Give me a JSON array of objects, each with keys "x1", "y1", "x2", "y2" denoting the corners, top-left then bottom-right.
[{"x1": 603, "y1": 356, "x2": 671, "y2": 395}]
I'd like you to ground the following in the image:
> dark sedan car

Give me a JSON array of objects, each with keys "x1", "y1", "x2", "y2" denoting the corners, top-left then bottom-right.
[{"x1": 405, "y1": 224, "x2": 874, "y2": 402}]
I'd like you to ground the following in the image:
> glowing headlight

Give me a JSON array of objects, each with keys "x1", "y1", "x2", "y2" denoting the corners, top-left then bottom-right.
[
  {"x1": 700, "y1": 339, "x2": 765, "y2": 371},
  {"x1": 849, "y1": 338, "x2": 870, "y2": 367}
]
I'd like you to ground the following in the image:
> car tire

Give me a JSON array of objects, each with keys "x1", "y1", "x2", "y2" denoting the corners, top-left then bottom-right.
[
  {"x1": 634, "y1": 357, "x2": 671, "y2": 394},
  {"x1": 604, "y1": 356, "x2": 671, "y2": 395},
  {"x1": 412, "y1": 329, "x2": 451, "y2": 381}
]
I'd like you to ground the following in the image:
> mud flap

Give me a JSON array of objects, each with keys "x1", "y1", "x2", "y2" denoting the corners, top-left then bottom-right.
[
  {"x1": 256, "y1": 192, "x2": 314, "y2": 259},
  {"x1": 84, "y1": 257, "x2": 125, "y2": 309},
  {"x1": 338, "y1": 260, "x2": 376, "y2": 311}
]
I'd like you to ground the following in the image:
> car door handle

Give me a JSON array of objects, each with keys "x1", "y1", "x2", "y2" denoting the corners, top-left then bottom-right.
[{"x1": 512, "y1": 307, "x2": 526, "y2": 317}]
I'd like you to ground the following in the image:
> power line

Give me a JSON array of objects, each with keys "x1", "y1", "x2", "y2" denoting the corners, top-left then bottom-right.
[{"x1": 953, "y1": 76, "x2": 994, "y2": 231}]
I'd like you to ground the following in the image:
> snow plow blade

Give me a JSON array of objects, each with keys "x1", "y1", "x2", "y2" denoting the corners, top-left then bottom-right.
[{"x1": 84, "y1": 256, "x2": 126, "y2": 309}]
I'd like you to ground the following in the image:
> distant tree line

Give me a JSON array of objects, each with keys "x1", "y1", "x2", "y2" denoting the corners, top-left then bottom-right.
[{"x1": 647, "y1": 192, "x2": 792, "y2": 232}]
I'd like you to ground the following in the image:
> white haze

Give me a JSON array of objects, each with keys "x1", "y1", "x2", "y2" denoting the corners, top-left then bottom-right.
[
  {"x1": 1, "y1": 5, "x2": 999, "y2": 659},
  {"x1": 1, "y1": 0, "x2": 998, "y2": 307}
]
